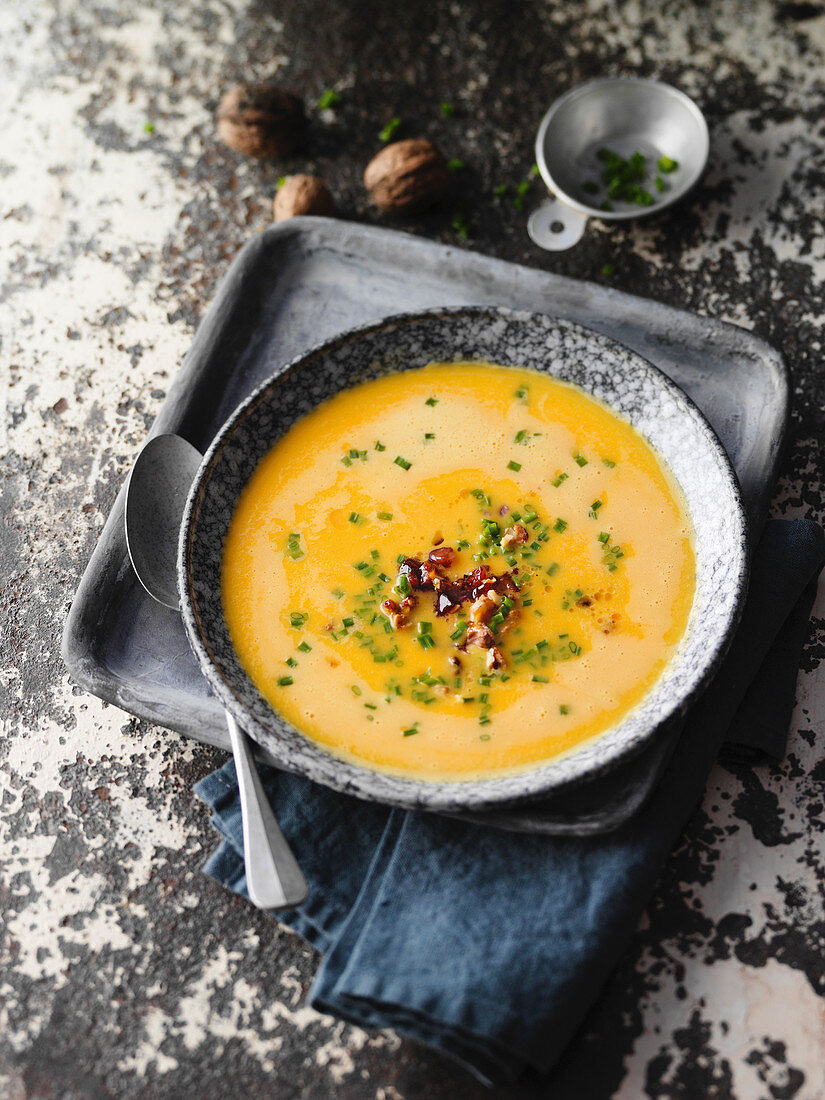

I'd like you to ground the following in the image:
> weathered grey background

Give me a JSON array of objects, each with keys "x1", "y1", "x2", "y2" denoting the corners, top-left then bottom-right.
[{"x1": 2, "y1": 1, "x2": 825, "y2": 1097}]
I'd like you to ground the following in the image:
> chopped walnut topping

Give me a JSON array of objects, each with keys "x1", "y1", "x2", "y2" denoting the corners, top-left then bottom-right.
[
  {"x1": 486, "y1": 646, "x2": 505, "y2": 672},
  {"x1": 500, "y1": 523, "x2": 529, "y2": 550},
  {"x1": 469, "y1": 591, "x2": 500, "y2": 624},
  {"x1": 465, "y1": 623, "x2": 494, "y2": 649},
  {"x1": 428, "y1": 546, "x2": 457, "y2": 569},
  {"x1": 380, "y1": 598, "x2": 410, "y2": 630}
]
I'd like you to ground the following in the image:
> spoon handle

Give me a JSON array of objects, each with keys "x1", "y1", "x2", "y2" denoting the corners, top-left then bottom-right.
[{"x1": 225, "y1": 712, "x2": 308, "y2": 910}]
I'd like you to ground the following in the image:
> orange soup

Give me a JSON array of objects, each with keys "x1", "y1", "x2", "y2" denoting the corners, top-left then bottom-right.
[{"x1": 222, "y1": 362, "x2": 695, "y2": 781}]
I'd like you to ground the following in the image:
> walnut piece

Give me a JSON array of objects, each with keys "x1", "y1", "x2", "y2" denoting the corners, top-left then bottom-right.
[
  {"x1": 500, "y1": 524, "x2": 529, "y2": 550},
  {"x1": 274, "y1": 175, "x2": 335, "y2": 221},
  {"x1": 216, "y1": 84, "x2": 305, "y2": 159},
  {"x1": 364, "y1": 139, "x2": 449, "y2": 214}
]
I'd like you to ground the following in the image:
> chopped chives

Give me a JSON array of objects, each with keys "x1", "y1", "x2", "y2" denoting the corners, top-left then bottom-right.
[
  {"x1": 559, "y1": 704, "x2": 571, "y2": 715},
  {"x1": 341, "y1": 456, "x2": 352, "y2": 467},
  {"x1": 375, "y1": 441, "x2": 386, "y2": 451},
  {"x1": 348, "y1": 512, "x2": 361, "y2": 524},
  {"x1": 551, "y1": 472, "x2": 568, "y2": 487},
  {"x1": 603, "y1": 458, "x2": 616, "y2": 467},
  {"x1": 297, "y1": 641, "x2": 312, "y2": 652},
  {"x1": 396, "y1": 574, "x2": 412, "y2": 596},
  {"x1": 425, "y1": 396, "x2": 439, "y2": 406},
  {"x1": 318, "y1": 88, "x2": 341, "y2": 109},
  {"x1": 417, "y1": 621, "x2": 432, "y2": 635},
  {"x1": 514, "y1": 429, "x2": 530, "y2": 444},
  {"x1": 380, "y1": 116, "x2": 401, "y2": 142},
  {"x1": 290, "y1": 611, "x2": 308, "y2": 627},
  {"x1": 532, "y1": 675, "x2": 548, "y2": 684},
  {"x1": 354, "y1": 561, "x2": 369, "y2": 571},
  {"x1": 365, "y1": 703, "x2": 377, "y2": 710},
  {"x1": 507, "y1": 460, "x2": 522, "y2": 472},
  {"x1": 343, "y1": 617, "x2": 354, "y2": 628},
  {"x1": 286, "y1": 657, "x2": 297, "y2": 668},
  {"x1": 574, "y1": 453, "x2": 588, "y2": 467},
  {"x1": 480, "y1": 733, "x2": 491, "y2": 741},
  {"x1": 554, "y1": 518, "x2": 567, "y2": 534},
  {"x1": 598, "y1": 531, "x2": 610, "y2": 543},
  {"x1": 546, "y1": 563, "x2": 560, "y2": 576},
  {"x1": 351, "y1": 685, "x2": 362, "y2": 696},
  {"x1": 377, "y1": 511, "x2": 393, "y2": 521},
  {"x1": 402, "y1": 725, "x2": 419, "y2": 737},
  {"x1": 277, "y1": 676, "x2": 294, "y2": 687},
  {"x1": 394, "y1": 455, "x2": 412, "y2": 471},
  {"x1": 424, "y1": 432, "x2": 435, "y2": 440}
]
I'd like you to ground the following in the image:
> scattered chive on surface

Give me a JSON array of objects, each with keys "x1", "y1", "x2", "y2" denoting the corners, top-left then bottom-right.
[
  {"x1": 425, "y1": 396, "x2": 439, "y2": 406},
  {"x1": 452, "y1": 212, "x2": 469, "y2": 239},
  {"x1": 507, "y1": 460, "x2": 522, "y2": 472},
  {"x1": 394, "y1": 455, "x2": 412, "y2": 471},
  {"x1": 379, "y1": 116, "x2": 401, "y2": 142},
  {"x1": 318, "y1": 88, "x2": 341, "y2": 109}
]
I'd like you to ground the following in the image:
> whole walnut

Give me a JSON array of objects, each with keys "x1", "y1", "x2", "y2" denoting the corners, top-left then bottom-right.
[
  {"x1": 364, "y1": 139, "x2": 449, "y2": 214},
  {"x1": 273, "y1": 175, "x2": 336, "y2": 221},
  {"x1": 216, "y1": 84, "x2": 305, "y2": 159}
]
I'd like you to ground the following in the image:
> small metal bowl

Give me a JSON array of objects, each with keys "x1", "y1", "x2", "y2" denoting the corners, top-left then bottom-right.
[{"x1": 529, "y1": 77, "x2": 709, "y2": 251}]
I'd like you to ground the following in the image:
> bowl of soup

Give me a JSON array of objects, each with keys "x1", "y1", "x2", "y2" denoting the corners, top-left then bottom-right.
[{"x1": 179, "y1": 307, "x2": 748, "y2": 811}]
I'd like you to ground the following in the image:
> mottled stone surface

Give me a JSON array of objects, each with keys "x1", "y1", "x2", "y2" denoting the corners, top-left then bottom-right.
[{"x1": 1, "y1": 1, "x2": 824, "y2": 1097}]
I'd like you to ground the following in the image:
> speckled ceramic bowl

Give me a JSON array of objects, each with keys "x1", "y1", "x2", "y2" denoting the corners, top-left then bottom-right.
[{"x1": 179, "y1": 307, "x2": 748, "y2": 812}]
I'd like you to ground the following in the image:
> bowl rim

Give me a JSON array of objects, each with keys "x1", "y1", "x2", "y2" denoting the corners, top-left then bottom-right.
[
  {"x1": 178, "y1": 305, "x2": 749, "y2": 811},
  {"x1": 534, "y1": 76, "x2": 710, "y2": 222}
]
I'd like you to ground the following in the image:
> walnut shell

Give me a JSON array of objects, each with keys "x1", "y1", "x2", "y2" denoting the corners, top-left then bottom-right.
[
  {"x1": 364, "y1": 139, "x2": 449, "y2": 214},
  {"x1": 216, "y1": 84, "x2": 305, "y2": 159},
  {"x1": 273, "y1": 175, "x2": 336, "y2": 221}
]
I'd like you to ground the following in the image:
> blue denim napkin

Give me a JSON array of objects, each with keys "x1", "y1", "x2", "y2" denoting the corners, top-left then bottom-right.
[{"x1": 194, "y1": 519, "x2": 824, "y2": 1084}]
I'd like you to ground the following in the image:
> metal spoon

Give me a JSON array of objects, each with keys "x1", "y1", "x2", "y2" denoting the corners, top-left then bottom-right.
[{"x1": 125, "y1": 433, "x2": 307, "y2": 910}]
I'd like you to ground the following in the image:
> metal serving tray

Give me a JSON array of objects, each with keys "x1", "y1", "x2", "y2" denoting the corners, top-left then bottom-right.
[{"x1": 62, "y1": 218, "x2": 788, "y2": 834}]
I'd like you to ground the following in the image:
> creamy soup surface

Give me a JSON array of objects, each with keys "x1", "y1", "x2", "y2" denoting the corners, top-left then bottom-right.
[{"x1": 222, "y1": 362, "x2": 696, "y2": 781}]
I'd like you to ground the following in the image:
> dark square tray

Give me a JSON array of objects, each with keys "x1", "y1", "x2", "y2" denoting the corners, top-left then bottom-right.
[{"x1": 62, "y1": 218, "x2": 788, "y2": 834}]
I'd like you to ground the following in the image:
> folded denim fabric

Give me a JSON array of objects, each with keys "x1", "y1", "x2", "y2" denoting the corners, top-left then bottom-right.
[{"x1": 194, "y1": 518, "x2": 824, "y2": 1085}]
